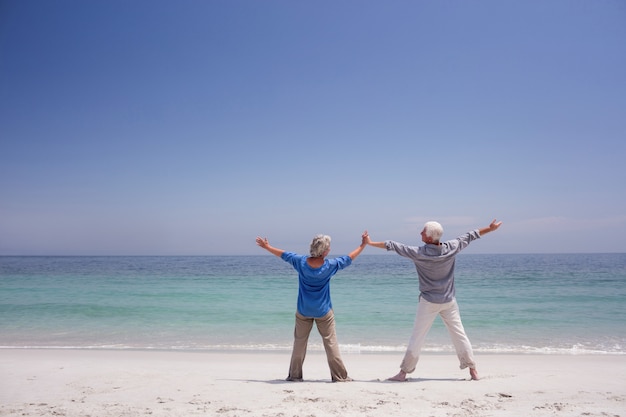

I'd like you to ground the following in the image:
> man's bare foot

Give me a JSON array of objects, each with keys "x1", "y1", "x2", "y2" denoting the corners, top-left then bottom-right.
[
  {"x1": 387, "y1": 370, "x2": 408, "y2": 381},
  {"x1": 469, "y1": 368, "x2": 479, "y2": 381}
]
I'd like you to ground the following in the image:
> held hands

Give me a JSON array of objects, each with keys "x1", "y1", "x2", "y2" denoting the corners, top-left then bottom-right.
[
  {"x1": 361, "y1": 230, "x2": 370, "y2": 246},
  {"x1": 348, "y1": 231, "x2": 370, "y2": 260},
  {"x1": 362, "y1": 231, "x2": 386, "y2": 249}
]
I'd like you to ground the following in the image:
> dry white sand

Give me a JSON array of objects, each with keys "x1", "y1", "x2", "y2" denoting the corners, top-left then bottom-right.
[{"x1": 1, "y1": 349, "x2": 624, "y2": 417}]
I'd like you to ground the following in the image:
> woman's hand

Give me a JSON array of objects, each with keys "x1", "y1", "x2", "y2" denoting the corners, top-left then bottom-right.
[
  {"x1": 256, "y1": 236, "x2": 269, "y2": 248},
  {"x1": 256, "y1": 236, "x2": 284, "y2": 257}
]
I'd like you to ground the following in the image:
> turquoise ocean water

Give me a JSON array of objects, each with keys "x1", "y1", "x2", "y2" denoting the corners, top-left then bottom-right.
[{"x1": 1, "y1": 254, "x2": 624, "y2": 354}]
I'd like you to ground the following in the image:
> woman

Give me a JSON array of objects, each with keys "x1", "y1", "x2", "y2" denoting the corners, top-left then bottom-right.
[{"x1": 255, "y1": 231, "x2": 368, "y2": 382}]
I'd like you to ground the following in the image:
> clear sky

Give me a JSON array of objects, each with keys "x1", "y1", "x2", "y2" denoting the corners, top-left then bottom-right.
[{"x1": 1, "y1": 1, "x2": 625, "y2": 256}]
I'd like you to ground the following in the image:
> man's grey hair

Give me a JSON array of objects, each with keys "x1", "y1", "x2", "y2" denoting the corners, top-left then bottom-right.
[
  {"x1": 423, "y1": 221, "x2": 444, "y2": 241},
  {"x1": 310, "y1": 234, "x2": 331, "y2": 257}
]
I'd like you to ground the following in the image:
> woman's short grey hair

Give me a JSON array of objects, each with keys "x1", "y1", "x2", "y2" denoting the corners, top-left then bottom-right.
[
  {"x1": 310, "y1": 234, "x2": 331, "y2": 257},
  {"x1": 423, "y1": 221, "x2": 444, "y2": 241}
]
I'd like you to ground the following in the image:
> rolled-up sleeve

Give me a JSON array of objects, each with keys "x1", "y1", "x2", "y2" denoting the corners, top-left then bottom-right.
[
  {"x1": 385, "y1": 240, "x2": 420, "y2": 258},
  {"x1": 456, "y1": 230, "x2": 481, "y2": 252}
]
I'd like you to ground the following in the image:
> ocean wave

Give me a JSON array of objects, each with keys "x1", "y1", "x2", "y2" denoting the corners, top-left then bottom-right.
[{"x1": 1, "y1": 342, "x2": 624, "y2": 355}]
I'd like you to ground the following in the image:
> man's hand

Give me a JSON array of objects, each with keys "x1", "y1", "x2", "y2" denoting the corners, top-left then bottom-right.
[
  {"x1": 489, "y1": 219, "x2": 502, "y2": 231},
  {"x1": 479, "y1": 219, "x2": 502, "y2": 236}
]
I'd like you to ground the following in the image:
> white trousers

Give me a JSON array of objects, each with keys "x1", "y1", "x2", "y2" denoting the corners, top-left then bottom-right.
[{"x1": 400, "y1": 297, "x2": 476, "y2": 374}]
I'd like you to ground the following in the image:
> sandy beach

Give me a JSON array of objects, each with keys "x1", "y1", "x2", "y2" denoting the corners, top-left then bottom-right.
[{"x1": 1, "y1": 349, "x2": 624, "y2": 417}]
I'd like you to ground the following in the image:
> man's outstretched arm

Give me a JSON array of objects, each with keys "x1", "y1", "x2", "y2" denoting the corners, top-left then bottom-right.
[{"x1": 364, "y1": 232, "x2": 387, "y2": 249}]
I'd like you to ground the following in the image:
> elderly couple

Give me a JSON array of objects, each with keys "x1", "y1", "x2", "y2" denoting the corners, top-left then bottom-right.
[{"x1": 255, "y1": 219, "x2": 502, "y2": 382}]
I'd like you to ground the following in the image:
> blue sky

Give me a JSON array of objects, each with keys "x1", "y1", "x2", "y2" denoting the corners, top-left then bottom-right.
[{"x1": 1, "y1": 1, "x2": 625, "y2": 256}]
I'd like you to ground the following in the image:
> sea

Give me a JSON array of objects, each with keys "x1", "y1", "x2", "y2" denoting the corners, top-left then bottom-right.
[{"x1": 1, "y1": 254, "x2": 625, "y2": 355}]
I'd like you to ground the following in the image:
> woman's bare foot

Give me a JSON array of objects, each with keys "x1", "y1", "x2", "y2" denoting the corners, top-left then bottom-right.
[
  {"x1": 387, "y1": 370, "x2": 408, "y2": 381},
  {"x1": 469, "y1": 368, "x2": 479, "y2": 380}
]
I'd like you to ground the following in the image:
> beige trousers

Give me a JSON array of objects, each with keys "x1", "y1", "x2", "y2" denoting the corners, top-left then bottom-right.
[
  {"x1": 400, "y1": 297, "x2": 476, "y2": 374},
  {"x1": 287, "y1": 310, "x2": 350, "y2": 382}
]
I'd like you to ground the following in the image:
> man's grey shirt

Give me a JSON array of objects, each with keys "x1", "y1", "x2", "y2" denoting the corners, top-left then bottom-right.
[{"x1": 385, "y1": 230, "x2": 481, "y2": 304}]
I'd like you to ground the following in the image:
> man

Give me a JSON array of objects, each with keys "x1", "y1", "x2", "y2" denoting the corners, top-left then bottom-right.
[{"x1": 365, "y1": 219, "x2": 502, "y2": 381}]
